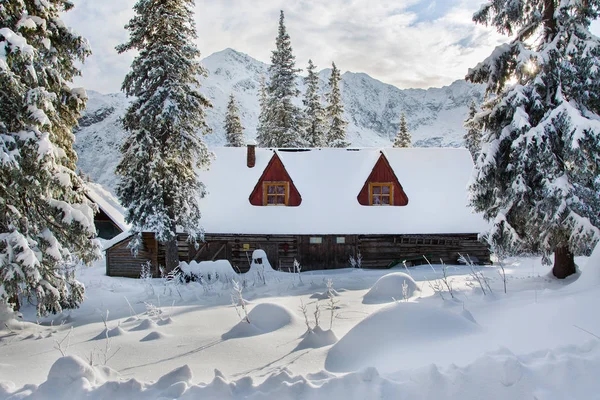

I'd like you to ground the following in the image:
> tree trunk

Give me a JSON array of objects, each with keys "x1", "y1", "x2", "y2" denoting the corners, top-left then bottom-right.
[
  {"x1": 552, "y1": 245, "x2": 576, "y2": 279},
  {"x1": 9, "y1": 294, "x2": 20, "y2": 312},
  {"x1": 543, "y1": 0, "x2": 557, "y2": 40}
]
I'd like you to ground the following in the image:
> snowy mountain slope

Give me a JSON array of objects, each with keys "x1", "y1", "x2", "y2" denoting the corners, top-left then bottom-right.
[{"x1": 74, "y1": 48, "x2": 484, "y2": 190}]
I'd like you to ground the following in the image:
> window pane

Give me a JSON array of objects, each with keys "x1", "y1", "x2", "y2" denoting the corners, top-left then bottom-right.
[
  {"x1": 382, "y1": 185, "x2": 390, "y2": 194},
  {"x1": 276, "y1": 185, "x2": 285, "y2": 194},
  {"x1": 267, "y1": 195, "x2": 276, "y2": 204},
  {"x1": 372, "y1": 186, "x2": 381, "y2": 194},
  {"x1": 382, "y1": 195, "x2": 390, "y2": 205},
  {"x1": 373, "y1": 195, "x2": 381, "y2": 205},
  {"x1": 267, "y1": 185, "x2": 276, "y2": 194},
  {"x1": 276, "y1": 195, "x2": 285, "y2": 204}
]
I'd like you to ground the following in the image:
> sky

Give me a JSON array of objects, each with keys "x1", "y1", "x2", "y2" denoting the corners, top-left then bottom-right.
[{"x1": 62, "y1": 0, "x2": 599, "y2": 94}]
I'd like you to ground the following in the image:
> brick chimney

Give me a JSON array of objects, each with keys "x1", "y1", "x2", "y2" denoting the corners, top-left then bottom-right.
[{"x1": 247, "y1": 144, "x2": 256, "y2": 168}]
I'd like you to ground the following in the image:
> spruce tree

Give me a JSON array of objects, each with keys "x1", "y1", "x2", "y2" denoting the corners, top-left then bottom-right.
[
  {"x1": 116, "y1": 0, "x2": 212, "y2": 271},
  {"x1": 256, "y1": 75, "x2": 268, "y2": 145},
  {"x1": 463, "y1": 100, "x2": 481, "y2": 161},
  {"x1": 302, "y1": 59, "x2": 327, "y2": 147},
  {"x1": 0, "y1": 1, "x2": 99, "y2": 315},
  {"x1": 326, "y1": 62, "x2": 349, "y2": 148},
  {"x1": 224, "y1": 94, "x2": 244, "y2": 147},
  {"x1": 393, "y1": 113, "x2": 412, "y2": 148},
  {"x1": 466, "y1": 0, "x2": 600, "y2": 278},
  {"x1": 258, "y1": 10, "x2": 305, "y2": 148}
]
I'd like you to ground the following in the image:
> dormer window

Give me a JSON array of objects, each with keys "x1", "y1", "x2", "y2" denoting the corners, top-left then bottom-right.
[
  {"x1": 357, "y1": 153, "x2": 408, "y2": 207},
  {"x1": 370, "y1": 183, "x2": 393, "y2": 205},
  {"x1": 264, "y1": 182, "x2": 289, "y2": 206},
  {"x1": 249, "y1": 153, "x2": 302, "y2": 207}
]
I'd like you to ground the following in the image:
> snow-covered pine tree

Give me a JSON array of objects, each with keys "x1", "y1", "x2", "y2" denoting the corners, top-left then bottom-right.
[
  {"x1": 326, "y1": 62, "x2": 349, "y2": 148},
  {"x1": 0, "y1": 1, "x2": 100, "y2": 315},
  {"x1": 393, "y1": 113, "x2": 412, "y2": 148},
  {"x1": 258, "y1": 10, "x2": 305, "y2": 148},
  {"x1": 256, "y1": 75, "x2": 268, "y2": 145},
  {"x1": 116, "y1": 0, "x2": 212, "y2": 271},
  {"x1": 466, "y1": 0, "x2": 600, "y2": 278},
  {"x1": 302, "y1": 59, "x2": 327, "y2": 147},
  {"x1": 463, "y1": 100, "x2": 481, "y2": 161},
  {"x1": 224, "y1": 94, "x2": 245, "y2": 147}
]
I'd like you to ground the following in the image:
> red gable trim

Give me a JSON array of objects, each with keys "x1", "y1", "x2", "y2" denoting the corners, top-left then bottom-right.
[
  {"x1": 357, "y1": 152, "x2": 409, "y2": 206},
  {"x1": 249, "y1": 152, "x2": 302, "y2": 206}
]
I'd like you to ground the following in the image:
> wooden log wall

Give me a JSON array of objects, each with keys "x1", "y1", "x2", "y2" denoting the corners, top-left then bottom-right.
[
  {"x1": 105, "y1": 232, "x2": 157, "y2": 278},
  {"x1": 187, "y1": 233, "x2": 488, "y2": 271},
  {"x1": 106, "y1": 232, "x2": 490, "y2": 277},
  {"x1": 357, "y1": 234, "x2": 490, "y2": 269}
]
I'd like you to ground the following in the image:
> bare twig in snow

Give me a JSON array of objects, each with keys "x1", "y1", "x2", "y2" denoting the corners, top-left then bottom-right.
[
  {"x1": 231, "y1": 280, "x2": 250, "y2": 323},
  {"x1": 573, "y1": 325, "x2": 600, "y2": 340},
  {"x1": 299, "y1": 300, "x2": 312, "y2": 332},
  {"x1": 423, "y1": 256, "x2": 454, "y2": 299},
  {"x1": 53, "y1": 327, "x2": 73, "y2": 357},
  {"x1": 326, "y1": 279, "x2": 339, "y2": 329}
]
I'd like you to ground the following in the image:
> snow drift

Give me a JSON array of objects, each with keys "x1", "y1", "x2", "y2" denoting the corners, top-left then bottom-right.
[
  {"x1": 247, "y1": 249, "x2": 275, "y2": 275},
  {"x1": 222, "y1": 303, "x2": 297, "y2": 339},
  {"x1": 3, "y1": 342, "x2": 600, "y2": 399},
  {"x1": 325, "y1": 302, "x2": 479, "y2": 372},
  {"x1": 362, "y1": 272, "x2": 420, "y2": 304},
  {"x1": 296, "y1": 326, "x2": 338, "y2": 350},
  {"x1": 179, "y1": 260, "x2": 236, "y2": 283},
  {"x1": 129, "y1": 319, "x2": 158, "y2": 332}
]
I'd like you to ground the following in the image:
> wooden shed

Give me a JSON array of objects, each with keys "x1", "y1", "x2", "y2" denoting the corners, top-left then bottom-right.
[
  {"x1": 85, "y1": 182, "x2": 129, "y2": 240},
  {"x1": 105, "y1": 146, "x2": 490, "y2": 276}
]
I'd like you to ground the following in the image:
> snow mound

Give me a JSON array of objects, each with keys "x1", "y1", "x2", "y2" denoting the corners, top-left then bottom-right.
[
  {"x1": 140, "y1": 331, "x2": 167, "y2": 342},
  {"x1": 91, "y1": 326, "x2": 126, "y2": 341},
  {"x1": 179, "y1": 260, "x2": 236, "y2": 283},
  {"x1": 157, "y1": 317, "x2": 174, "y2": 326},
  {"x1": 5, "y1": 342, "x2": 600, "y2": 399},
  {"x1": 0, "y1": 382, "x2": 15, "y2": 398},
  {"x1": 47, "y1": 356, "x2": 97, "y2": 384},
  {"x1": 247, "y1": 249, "x2": 275, "y2": 275},
  {"x1": 310, "y1": 289, "x2": 341, "y2": 300},
  {"x1": 152, "y1": 364, "x2": 193, "y2": 390},
  {"x1": 362, "y1": 272, "x2": 420, "y2": 304},
  {"x1": 325, "y1": 302, "x2": 479, "y2": 372},
  {"x1": 23, "y1": 333, "x2": 44, "y2": 340},
  {"x1": 222, "y1": 303, "x2": 297, "y2": 339},
  {"x1": 296, "y1": 326, "x2": 338, "y2": 350},
  {"x1": 129, "y1": 319, "x2": 158, "y2": 332}
]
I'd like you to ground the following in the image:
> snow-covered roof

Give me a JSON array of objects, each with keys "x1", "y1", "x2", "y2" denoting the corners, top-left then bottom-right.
[
  {"x1": 196, "y1": 147, "x2": 488, "y2": 235},
  {"x1": 85, "y1": 182, "x2": 130, "y2": 232}
]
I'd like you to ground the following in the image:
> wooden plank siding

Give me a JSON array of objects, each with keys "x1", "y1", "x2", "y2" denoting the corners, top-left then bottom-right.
[
  {"x1": 357, "y1": 234, "x2": 489, "y2": 268},
  {"x1": 105, "y1": 232, "x2": 158, "y2": 278},
  {"x1": 106, "y1": 232, "x2": 490, "y2": 277}
]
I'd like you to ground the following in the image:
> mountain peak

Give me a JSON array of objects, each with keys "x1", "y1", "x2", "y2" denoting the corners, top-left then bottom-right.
[
  {"x1": 203, "y1": 48, "x2": 266, "y2": 68},
  {"x1": 75, "y1": 49, "x2": 485, "y2": 191}
]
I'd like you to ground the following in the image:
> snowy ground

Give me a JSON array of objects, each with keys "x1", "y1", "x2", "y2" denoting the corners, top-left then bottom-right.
[{"x1": 1, "y1": 250, "x2": 600, "y2": 399}]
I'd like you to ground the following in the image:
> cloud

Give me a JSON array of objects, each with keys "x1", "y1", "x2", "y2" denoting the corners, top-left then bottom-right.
[{"x1": 62, "y1": 0, "x2": 511, "y2": 94}]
